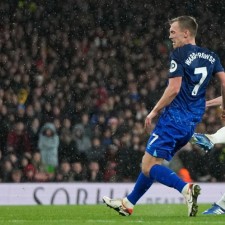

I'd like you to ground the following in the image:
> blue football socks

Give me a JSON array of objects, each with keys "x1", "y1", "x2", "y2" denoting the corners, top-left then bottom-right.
[
  {"x1": 127, "y1": 165, "x2": 187, "y2": 205},
  {"x1": 127, "y1": 172, "x2": 154, "y2": 205},
  {"x1": 149, "y1": 164, "x2": 186, "y2": 192}
]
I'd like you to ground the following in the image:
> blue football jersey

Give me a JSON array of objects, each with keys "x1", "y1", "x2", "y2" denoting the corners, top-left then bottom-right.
[{"x1": 166, "y1": 44, "x2": 224, "y2": 123}]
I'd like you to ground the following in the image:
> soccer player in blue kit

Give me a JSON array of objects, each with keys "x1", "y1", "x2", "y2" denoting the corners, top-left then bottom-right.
[{"x1": 103, "y1": 16, "x2": 225, "y2": 217}]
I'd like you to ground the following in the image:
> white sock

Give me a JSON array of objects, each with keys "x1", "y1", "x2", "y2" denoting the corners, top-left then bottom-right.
[
  {"x1": 123, "y1": 197, "x2": 134, "y2": 208},
  {"x1": 216, "y1": 193, "x2": 225, "y2": 210},
  {"x1": 181, "y1": 183, "x2": 189, "y2": 196},
  {"x1": 205, "y1": 126, "x2": 225, "y2": 144}
]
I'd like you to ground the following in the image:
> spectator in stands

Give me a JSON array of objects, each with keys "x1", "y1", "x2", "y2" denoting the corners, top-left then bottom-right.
[
  {"x1": 71, "y1": 161, "x2": 87, "y2": 181},
  {"x1": 1, "y1": 159, "x2": 13, "y2": 182},
  {"x1": 103, "y1": 161, "x2": 117, "y2": 182},
  {"x1": 55, "y1": 161, "x2": 72, "y2": 182},
  {"x1": 101, "y1": 128, "x2": 113, "y2": 147},
  {"x1": 58, "y1": 130, "x2": 80, "y2": 163},
  {"x1": 31, "y1": 152, "x2": 48, "y2": 182},
  {"x1": 9, "y1": 168, "x2": 23, "y2": 183},
  {"x1": 0, "y1": 0, "x2": 225, "y2": 183},
  {"x1": 86, "y1": 161, "x2": 103, "y2": 182},
  {"x1": 72, "y1": 124, "x2": 91, "y2": 164},
  {"x1": 115, "y1": 132, "x2": 134, "y2": 182},
  {"x1": 19, "y1": 154, "x2": 29, "y2": 171},
  {"x1": 78, "y1": 112, "x2": 93, "y2": 138},
  {"x1": 38, "y1": 123, "x2": 59, "y2": 173},
  {"x1": 27, "y1": 118, "x2": 40, "y2": 151},
  {"x1": 22, "y1": 164, "x2": 36, "y2": 182},
  {"x1": 60, "y1": 118, "x2": 72, "y2": 136},
  {"x1": 87, "y1": 137, "x2": 106, "y2": 170},
  {"x1": 6, "y1": 121, "x2": 32, "y2": 158},
  {"x1": 0, "y1": 104, "x2": 11, "y2": 154}
]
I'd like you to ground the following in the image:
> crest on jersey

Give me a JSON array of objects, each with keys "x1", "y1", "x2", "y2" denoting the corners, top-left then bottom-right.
[{"x1": 170, "y1": 60, "x2": 177, "y2": 72}]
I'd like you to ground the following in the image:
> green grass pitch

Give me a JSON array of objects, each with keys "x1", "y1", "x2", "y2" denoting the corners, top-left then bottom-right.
[{"x1": 0, "y1": 204, "x2": 224, "y2": 225}]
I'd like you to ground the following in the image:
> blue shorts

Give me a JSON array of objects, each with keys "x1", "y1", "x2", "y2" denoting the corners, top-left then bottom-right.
[{"x1": 146, "y1": 113, "x2": 197, "y2": 161}]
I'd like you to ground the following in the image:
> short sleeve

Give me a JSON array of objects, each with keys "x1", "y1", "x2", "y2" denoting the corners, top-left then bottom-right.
[
  {"x1": 168, "y1": 50, "x2": 184, "y2": 78},
  {"x1": 213, "y1": 54, "x2": 224, "y2": 74}
]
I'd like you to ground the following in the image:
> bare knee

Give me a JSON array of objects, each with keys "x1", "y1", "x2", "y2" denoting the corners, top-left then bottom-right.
[
  {"x1": 142, "y1": 166, "x2": 150, "y2": 177},
  {"x1": 141, "y1": 152, "x2": 164, "y2": 177},
  {"x1": 141, "y1": 162, "x2": 155, "y2": 177}
]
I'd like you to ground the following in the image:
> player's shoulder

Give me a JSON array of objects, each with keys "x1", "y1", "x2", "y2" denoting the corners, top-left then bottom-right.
[
  {"x1": 171, "y1": 44, "x2": 218, "y2": 60},
  {"x1": 195, "y1": 45, "x2": 218, "y2": 57},
  {"x1": 171, "y1": 44, "x2": 193, "y2": 59},
  {"x1": 172, "y1": 44, "x2": 201, "y2": 55}
]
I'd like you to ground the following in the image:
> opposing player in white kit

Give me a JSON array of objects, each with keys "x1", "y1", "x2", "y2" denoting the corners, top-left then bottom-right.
[{"x1": 191, "y1": 95, "x2": 225, "y2": 215}]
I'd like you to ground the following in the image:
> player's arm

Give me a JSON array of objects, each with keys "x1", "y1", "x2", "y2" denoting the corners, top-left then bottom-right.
[
  {"x1": 145, "y1": 76, "x2": 182, "y2": 132},
  {"x1": 215, "y1": 71, "x2": 225, "y2": 119},
  {"x1": 206, "y1": 96, "x2": 222, "y2": 107}
]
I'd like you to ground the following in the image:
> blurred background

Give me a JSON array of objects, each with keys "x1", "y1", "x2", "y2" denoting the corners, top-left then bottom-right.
[{"x1": 0, "y1": 0, "x2": 225, "y2": 184}]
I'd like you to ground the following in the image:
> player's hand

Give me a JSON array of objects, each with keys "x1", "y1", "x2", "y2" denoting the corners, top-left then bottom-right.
[
  {"x1": 144, "y1": 111, "x2": 157, "y2": 134},
  {"x1": 221, "y1": 109, "x2": 225, "y2": 120},
  {"x1": 205, "y1": 101, "x2": 210, "y2": 108}
]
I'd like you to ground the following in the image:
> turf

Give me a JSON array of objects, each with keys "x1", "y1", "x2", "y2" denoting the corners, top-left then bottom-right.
[{"x1": 0, "y1": 204, "x2": 224, "y2": 225}]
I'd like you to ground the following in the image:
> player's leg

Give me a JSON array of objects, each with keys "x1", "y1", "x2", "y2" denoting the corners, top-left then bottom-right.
[
  {"x1": 103, "y1": 124, "x2": 200, "y2": 217},
  {"x1": 102, "y1": 145, "x2": 158, "y2": 216},
  {"x1": 206, "y1": 126, "x2": 225, "y2": 144},
  {"x1": 203, "y1": 193, "x2": 225, "y2": 215},
  {"x1": 143, "y1": 121, "x2": 201, "y2": 216},
  {"x1": 103, "y1": 151, "x2": 196, "y2": 216},
  {"x1": 142, "y1": 152, "x2": 200, "y2": 217},
  {"x1": 102, "y1": 125, "x2": 162, "y2": 216},
  {"x1": 102, "y1": 130, "x2": 160, "y2": 216},
  {"x1": 216, "y1": 193, "x2": 225, "y2": 212},
  {"x1": 103, "y1": 117, "x2": 201, "y2": 216},
  {"x1": 103, "y1": 171, "x2": 154, "y2": 216},
  {"x1": 104, "y1": 152, "x2": 186, "y2": 216},
  {"x1": 142, "y1": 152, "x2": 186, "y2": 192},
  {"x1": 191, "y1": 126, "x2": 225, "y2": 151}
]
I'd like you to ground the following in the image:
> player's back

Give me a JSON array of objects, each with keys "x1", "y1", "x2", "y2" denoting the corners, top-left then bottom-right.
[{"x1": 167, "y1": 44, "x2": 224, "y2": 123}]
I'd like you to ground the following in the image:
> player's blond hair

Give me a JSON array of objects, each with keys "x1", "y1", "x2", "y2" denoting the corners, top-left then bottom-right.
[{"x1": 169, "y1": 16, "x2": 198, "y2": 37}]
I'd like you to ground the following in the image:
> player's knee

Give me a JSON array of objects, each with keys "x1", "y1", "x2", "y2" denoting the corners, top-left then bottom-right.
[
  {"x1": 141, "y1": 160, "x2": 164, "y2": 177},
  {"x1": 141, "y1": 164, "x2": 152, "y2": 177}
]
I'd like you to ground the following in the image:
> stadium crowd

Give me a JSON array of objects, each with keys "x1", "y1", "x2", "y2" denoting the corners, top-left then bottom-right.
[{"x1": 0, "y1": 0, "x2": 225, "y2": 183}]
